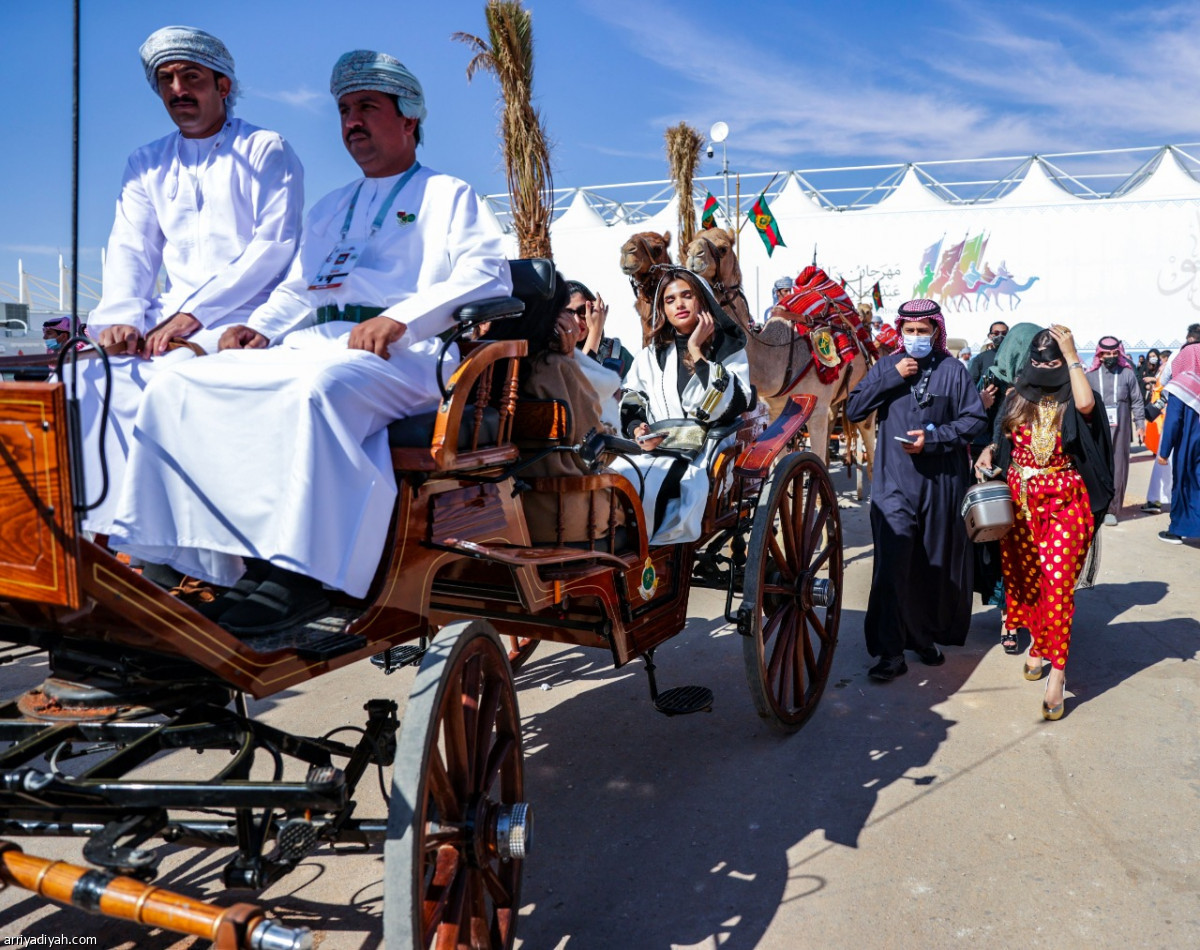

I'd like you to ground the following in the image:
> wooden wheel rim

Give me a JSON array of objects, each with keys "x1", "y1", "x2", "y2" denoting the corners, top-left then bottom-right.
[
  {"x1": 386, "y1": 620, "x2": 525, "y2": 949},
  {"x1": 742, "y1": 452, "x2": 843, "y2": 731}
]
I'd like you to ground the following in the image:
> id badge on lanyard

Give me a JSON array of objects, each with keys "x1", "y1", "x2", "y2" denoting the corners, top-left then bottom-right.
[
  {"x1": 309, "y1": 243, "x2": 362, "y2": 291},
  {"x1": 1105, "y1": 404, "x2": 1118, "y2": 428},
  {"x1": 307, "y1": 163, "x2": 421, "y2": 292}
]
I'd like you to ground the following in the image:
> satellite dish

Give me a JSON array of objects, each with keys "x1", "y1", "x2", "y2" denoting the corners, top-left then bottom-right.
[{"x1": 710, "y1": 121, "x2": 729, "y2": 143}]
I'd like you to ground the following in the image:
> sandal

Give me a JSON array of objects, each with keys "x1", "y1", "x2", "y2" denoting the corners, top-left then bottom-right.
[{"x1": 1000, "y1": 629, "x2": 1019, "y2": 654}]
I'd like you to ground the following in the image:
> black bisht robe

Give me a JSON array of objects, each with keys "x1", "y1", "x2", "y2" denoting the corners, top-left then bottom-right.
[{"x1": 847, "y1": 351, "x2": 987, "y2": 656}]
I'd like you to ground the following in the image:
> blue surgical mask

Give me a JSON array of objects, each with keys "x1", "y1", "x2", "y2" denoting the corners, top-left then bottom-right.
[
  {"x1": 45, "y1": 338, "x2": 61, "y2": 353},
  {"x1": 903, "y1": 334, "x2": 933, "y2": 358}
]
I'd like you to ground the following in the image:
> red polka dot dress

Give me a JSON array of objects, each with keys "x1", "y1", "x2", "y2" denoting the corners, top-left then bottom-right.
[{"x1": 1000, "y1": 424, "x2": 1093, "y2": 670}]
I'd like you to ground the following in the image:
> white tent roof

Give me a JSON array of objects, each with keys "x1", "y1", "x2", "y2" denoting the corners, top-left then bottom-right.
[
  {"x1": 990, "y1": 159, "x2": 1079, "y2": 207},
  {"x1": 1109, "y1": 150, "x2": 1200, "y2": 203},
  {"x1": 770, "y1": 175, "x2": 829, "y2": 218},
  {"x1": 552, "y1": 190, "x2": 608, "y2": 231},
  {"x1": 868, "y1": 167, "x2": 949, "y2": 213}
]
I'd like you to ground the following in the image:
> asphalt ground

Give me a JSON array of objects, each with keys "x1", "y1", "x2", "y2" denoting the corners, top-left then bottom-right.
[{"x1": 0, "y1": 447, "x2": 1196, "y2": 948}]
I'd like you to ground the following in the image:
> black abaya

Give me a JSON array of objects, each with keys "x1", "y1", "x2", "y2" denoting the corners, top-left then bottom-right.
[{"x1": 847, "y1": 351, "x2": 987, "y2": 656}]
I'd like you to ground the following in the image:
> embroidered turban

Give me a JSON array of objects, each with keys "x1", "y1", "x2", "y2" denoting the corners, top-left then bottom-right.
[
  {"x1": 330, "y1": 50, "x2": 427, "y2": 140},
  {"x1": 895, "y1": 298, "x2": 950, "y2": 355},
  {"x1": 140, "y1": 26, "x2": 239, "y2": 106}
]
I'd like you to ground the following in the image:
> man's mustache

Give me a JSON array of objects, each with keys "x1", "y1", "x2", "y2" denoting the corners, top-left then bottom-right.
[
  {"x1": 345, "y1": 126, "x2": 370, "y2": 142},
  {"x1": 170, "y1": 96, "x2": 198, "y2": 107}
]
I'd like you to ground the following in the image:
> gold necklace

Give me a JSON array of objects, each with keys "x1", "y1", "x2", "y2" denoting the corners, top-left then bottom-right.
[{"x1": 1029, "y1": 396, "x2": 1059, "y2": 467}]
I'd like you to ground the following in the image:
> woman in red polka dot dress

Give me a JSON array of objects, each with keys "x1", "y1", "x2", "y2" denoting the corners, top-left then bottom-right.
[{"x1": 974, "y1": 327, "x2": 1114, "y2": 720}]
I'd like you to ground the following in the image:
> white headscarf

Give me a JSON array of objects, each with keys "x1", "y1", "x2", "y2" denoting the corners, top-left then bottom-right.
[
  {"x1": 330, "y1": 50, "x2": 426, "y2": 142},
  {"x1": 140, "y1": 26, "x2": 239, "y2": 108}
]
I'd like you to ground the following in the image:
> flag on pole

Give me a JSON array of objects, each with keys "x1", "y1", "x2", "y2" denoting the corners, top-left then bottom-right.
[
  {"x1": 750, "y1": 193, "x2": 785, "y2": 255},
  {"x1": 701, "y1": 191, "x2": 719, "y2": 229},
  {"x1": 871, "y1": 281, "x2": 883, "y2": 308},
  {"x1": 839, "y1": 276, "x2": 847, "y2": 289}
]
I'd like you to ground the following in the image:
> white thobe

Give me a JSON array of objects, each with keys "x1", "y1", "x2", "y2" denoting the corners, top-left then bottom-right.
[
  {"x1": 78, "y1": 118, "x2": 304, "y2": 531},
  {"x1": 612, "y1": 341, "x2": 752, "y2": 544},
  {"x1": 107, "y1": 166, "x2": 511, "y2": 597}
]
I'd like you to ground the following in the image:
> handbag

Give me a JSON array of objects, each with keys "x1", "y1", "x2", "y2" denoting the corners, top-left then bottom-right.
[
  {"x1": 1144, "y1": 395, "x2": 1166, "y2": 423},
  {"x1": 961, "y1": 480, "x2": 1015, "y2": 543}
]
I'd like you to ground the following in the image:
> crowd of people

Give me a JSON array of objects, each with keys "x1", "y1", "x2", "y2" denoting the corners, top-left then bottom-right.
[{"x1": 49, "y1": 25, "x2": 1192, "y2": 723}]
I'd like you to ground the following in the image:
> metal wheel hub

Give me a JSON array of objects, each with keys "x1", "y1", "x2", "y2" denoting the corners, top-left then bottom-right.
[
  {"x1": 800, "y1": 574, "x2": 836, "y2": 611},
  {"x1": 468, "y1": 797, "x2": 533, "y2": 865}
]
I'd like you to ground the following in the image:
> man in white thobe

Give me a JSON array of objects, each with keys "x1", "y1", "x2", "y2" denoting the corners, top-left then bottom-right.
[
  {"x1": 79, "y1": 26, "x2": 303, "y2": 540},
  {"x1": 106, "y1": 50, "x2": 511, "y2": 634}
]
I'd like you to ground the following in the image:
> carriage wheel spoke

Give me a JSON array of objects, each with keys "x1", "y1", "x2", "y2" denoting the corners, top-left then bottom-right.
[
  {"x1": 427, "y1": 750, "x2": 460, "y2": 822},
  {"x1": 423, "y1": 846, "x2": 461, "y2": 946},
  {"x1": 799, "y1": 475, "x2": 817, "y2": 560},
  {"x1": 433, "y1": 863, "x2": 469, "y2": 950},
  {"x1": 480, "y1": 732, "x2": 516, "y2": 794},
  {"x1": 468, "y1": 870, "x2": 490, "y2": 949},
  {"x1": 472, "y1": 677, "x2": 502, "y2": 791},
  {"x1": 761, "y1": 598, "x2": 788, "y2": 650},
  {"x1": 766, "y1": 603, "x2": 796, "y2": 688},
  {"x1": 774, "y1": 607, "x2": 799, "y2": 705},
  {"x1": 810, "y1": 542, "x2": 834, "y2": 574},
  {"x1": 442, "y1": 677, "x2": 470, "y2": 802},
  {"x1": 802, "y1": 616, "x2": 820, "y2": 684},
  {"x1": 807, "y1": 504, "x2": 830, "y2": 562},
  {"x1": 481, "y1": 861, "x2": 513, "y2": 907},
  {"x1": 791, "y1": 614, "x2": 808, "y2": 710}
]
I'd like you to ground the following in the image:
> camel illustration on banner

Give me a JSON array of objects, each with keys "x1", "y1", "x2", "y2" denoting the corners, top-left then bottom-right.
[{"x1": 913, "y1": 232, "x2": 1039, "y2": 310}]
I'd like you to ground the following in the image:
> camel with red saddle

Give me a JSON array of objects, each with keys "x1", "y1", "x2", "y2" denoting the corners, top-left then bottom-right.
[{"x1": 682, "y1": 229, "x2": 876, "y2": 487}]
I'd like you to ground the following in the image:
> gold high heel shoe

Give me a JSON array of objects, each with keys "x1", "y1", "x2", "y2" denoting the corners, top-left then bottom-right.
[
  {"x1": 1023, "y1": 659, "x2": 1045, "y2": 681},
  {"x1": 1042, "y1": 676, "x2": 1066, "y2": 721}
]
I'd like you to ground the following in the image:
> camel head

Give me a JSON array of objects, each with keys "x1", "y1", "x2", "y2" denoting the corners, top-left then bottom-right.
[
  {"x1": 684, "y1": 228, "x2": 741, "y2": 290},
  {"x1": 620, "y1": 231, "x2": 672, "y2": 279}
]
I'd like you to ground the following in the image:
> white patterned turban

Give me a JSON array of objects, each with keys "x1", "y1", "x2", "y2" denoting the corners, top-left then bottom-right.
[
  {"x1": 140, "y1": 26, "x2": 239, "y2": 107},
  {"x1": 330, "y1": 50, "x2": 426, "y2": 139}
]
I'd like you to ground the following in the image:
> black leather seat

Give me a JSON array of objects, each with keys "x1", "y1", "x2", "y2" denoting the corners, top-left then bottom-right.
[{"x1": 387, "y1": 405, "x2": 500, "y2": 449}]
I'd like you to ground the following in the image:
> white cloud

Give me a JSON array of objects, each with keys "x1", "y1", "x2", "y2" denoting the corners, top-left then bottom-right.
[
  {"x1": 251, "y1": 86, "x2": 326, "y2": 111},
  {"x1": 583, "y1": 0, "x2": 1200, "y2": 164}
]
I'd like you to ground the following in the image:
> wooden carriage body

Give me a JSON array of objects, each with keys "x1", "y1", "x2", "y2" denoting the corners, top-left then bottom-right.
[{"x1": 0, "y1": 283, "x2": 842, "y2": 947}]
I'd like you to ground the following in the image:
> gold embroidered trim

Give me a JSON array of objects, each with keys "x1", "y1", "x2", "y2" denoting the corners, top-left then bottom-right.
[{"x1": 1029, "y1": 396, "x2": 1059, "y2": 467}]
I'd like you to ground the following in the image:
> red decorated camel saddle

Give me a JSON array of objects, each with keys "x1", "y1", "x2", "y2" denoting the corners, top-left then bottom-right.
[{"x1": 771, "y1": 266, "x2": 879, "y2": 390}]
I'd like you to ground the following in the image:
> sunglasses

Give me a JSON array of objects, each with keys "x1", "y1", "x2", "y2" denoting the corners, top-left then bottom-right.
[{"x1": 563, "y1": 305, "x2": 588, "y2": 318}]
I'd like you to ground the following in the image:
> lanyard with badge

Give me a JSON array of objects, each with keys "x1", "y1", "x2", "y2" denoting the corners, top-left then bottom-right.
[{"x1": 308, "y1": 162, "x2": 421, "y2": 290}]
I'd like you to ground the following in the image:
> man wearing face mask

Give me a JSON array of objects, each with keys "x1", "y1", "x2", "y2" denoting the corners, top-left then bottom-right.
[
  {"x1": 1085, "y1": 335, "x2": 1144, "y2": 526},
  {"x1": 42, "y1": 317, "x2": 74, "y2": 354},
  {"x1": 847, "y1": 298, "x2": 987, "y2": 682}
]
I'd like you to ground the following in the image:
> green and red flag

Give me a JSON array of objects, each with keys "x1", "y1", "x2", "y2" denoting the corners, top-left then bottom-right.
[
  {"x1": 701, "y1": 191, "x2": 719, "y2": 229},
  {"x1": 871, "y1": 281, "x2": 884, "y2": 308},
  {"x1": 750, "y1": 193, "x2": 785, "y2": 255}
]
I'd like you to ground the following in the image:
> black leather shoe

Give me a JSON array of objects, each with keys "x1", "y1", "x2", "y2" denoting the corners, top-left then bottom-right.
[
  {"x1": 914, "y1": 645, "x2": 946, "y2": 666},
  {"x1": 220, "y1": 566, "x2": 330, "y2": 635},
  {"x1": 868, "y1": 655, "x2": 908, "y2": 682}
]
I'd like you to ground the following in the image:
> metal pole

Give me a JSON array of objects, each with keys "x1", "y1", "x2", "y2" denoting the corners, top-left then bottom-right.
[{"x1": 722, "y1": 141, "x2": 730, "y2": 230}]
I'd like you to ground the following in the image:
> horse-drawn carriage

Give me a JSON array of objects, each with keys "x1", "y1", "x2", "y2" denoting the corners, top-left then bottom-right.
[{"x1": 0, "y1": 261, "x2": 843, "y2": 947}]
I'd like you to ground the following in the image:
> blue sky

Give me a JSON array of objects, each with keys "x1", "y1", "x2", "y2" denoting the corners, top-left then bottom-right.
[{"x1": 3, "y1": 0, "x2": 1199, "y2": 303}]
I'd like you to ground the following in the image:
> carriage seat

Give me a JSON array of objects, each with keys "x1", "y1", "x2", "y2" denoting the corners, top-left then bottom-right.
[{"x1": 388, "y1": 406, "x2": 500, "y2": 449}]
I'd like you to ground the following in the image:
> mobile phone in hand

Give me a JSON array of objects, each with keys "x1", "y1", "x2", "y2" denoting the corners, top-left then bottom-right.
[{"x1": 893, "y1": 434, "x2": 917, "y2": 444}]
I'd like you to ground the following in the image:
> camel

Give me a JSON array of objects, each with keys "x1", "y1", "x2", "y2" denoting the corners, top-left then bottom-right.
[
  {"x1": 682, "y1": 230, "x2": 873, "y2": 478},
  {"x1": 975, "y1": 262, "x2": 1039, "y2": 310},
  {"x1": 618, "y1": 230, "x2": 672, "y2": 346}
]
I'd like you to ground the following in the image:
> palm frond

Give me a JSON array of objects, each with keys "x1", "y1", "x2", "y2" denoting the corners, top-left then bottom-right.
[
  {"x1": 665, "y1": 122, "x2": 704, "y2": 251},
  {"x1": 459, "y1": 0, "x2": 554, "y2": 259}
]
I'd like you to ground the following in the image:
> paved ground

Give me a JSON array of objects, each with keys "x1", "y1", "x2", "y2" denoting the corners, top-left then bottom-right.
[{"x1": 0, "y1": 449, "x2": 1196, "y2": 948}]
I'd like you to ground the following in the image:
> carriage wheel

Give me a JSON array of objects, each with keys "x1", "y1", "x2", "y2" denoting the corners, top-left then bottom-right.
[
  {"x1": 505, "y1": 636, "x2": 539, "y2": 671},
  {"x1": 385, "y1": 620, "x2": 529, "y2": 949},
  {"x1": 741, "y1": 452, "x2": 843, "y2": 732}
]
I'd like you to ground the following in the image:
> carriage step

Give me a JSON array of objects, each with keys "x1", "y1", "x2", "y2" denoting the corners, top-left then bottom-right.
[
  {"x1": 653, "y1": 685, "x2": 714, "y2": 716},
  {"x1": 292, "y1": 631, "x2": 367, "y2": 661},
  {"x1": 370, "y1": 644, "x2": 426, "y2": 673},
  {"x1": 277, "y1": 817, "x2": 320, "y2": 862}
]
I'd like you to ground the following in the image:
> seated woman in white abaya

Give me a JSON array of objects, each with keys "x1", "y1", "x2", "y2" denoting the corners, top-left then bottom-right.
[{"x1": 611, "y1": 268, "x2": 753, "y2": 545}]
